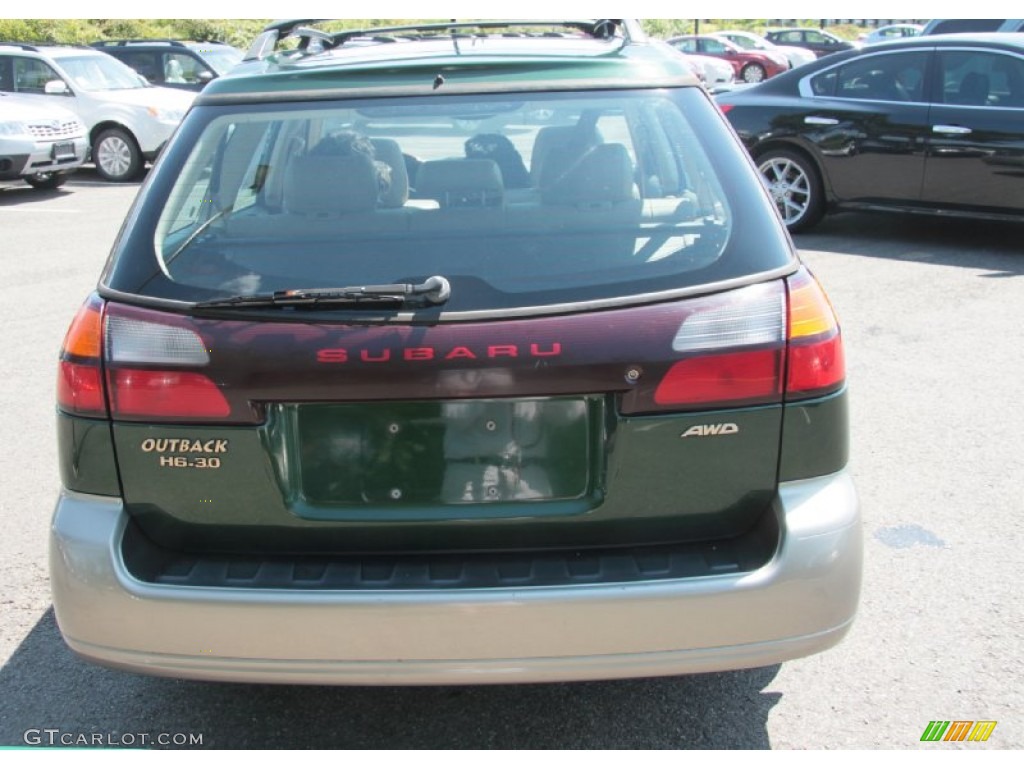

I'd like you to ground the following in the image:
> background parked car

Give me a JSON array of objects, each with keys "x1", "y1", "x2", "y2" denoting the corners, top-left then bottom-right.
[
  {"x1": 652, "y1": 41, "x2": 735, "y2": 87},
  {"x1": 666, "y1": 34, "x2": 789, "y2": 83},
  {"x1": 0, "y1": 43, "x2": 194, "y2": 181},
  {"x1": 91, "y1": 39, "x2": 243, "y2": 91},
  {"x1": 764, "y1": 28, "x2": 858, "y2": 58},
  {"x1": 0, "y1": 91, "x2": 87, "y2": 188},
  {"x1": 716, "y1": 33, "x2": 1024, "y2": 232},
  {"x1": 921, "y1": 19, "x2": 1024, "y2": 35},
  {"x1": 685, "y1": 52, "x2": 737, "y2": 87},
  {"x1": 859, "y1": 24, "x2": 923, "y2": 44},
  {"x1": 716, "y1": 30, "x2": 817, "y2": 70}
]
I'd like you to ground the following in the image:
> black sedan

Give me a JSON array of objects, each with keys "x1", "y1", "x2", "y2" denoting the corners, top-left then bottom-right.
[{"x1": 716, "y1": 34, "x2": 1024, "y2": 231}]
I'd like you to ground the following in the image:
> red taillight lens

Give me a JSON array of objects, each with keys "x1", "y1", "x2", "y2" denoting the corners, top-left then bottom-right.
[
  {"x1": 57, "y1": 298, "x2": 108, "y2": 417},
  {"x1": 102, "y1": 309, "x2": 232, "y2": 422},
  {"x1": 57, "y1": 360, "x2": 106, "y2": 415},
  {"x1": 785, "y1": 268, "x2": 846, "y2": 399},
  {"x1": 718, "y1": 103, "x2": 735, "y2": 114},
  {"x1": 108, "y1": 370, "x2": 230, "y2": 419},
  {"x1": 788, "y1": 333, "x2": 845, "y2": 394},
  {"x1": 655, "y1": 349, "x2": 783, "y2": 406}
]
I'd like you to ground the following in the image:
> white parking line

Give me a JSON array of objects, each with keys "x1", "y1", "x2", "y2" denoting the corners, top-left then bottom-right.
[
  {"x1": 0, "y1": 208, "x2": 83, "y2": 213},
  {"x1": 68, "y1": 182, "x2": 133, "y2": 188}
]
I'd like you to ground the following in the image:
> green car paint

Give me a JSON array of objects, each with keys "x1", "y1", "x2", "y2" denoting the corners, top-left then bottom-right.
[
  {"x1": 108, "y1": 399, "x2": 783, "y2": 553},
  {"x1": 56, "y1": 412, "x2": 120, "y2": 497}
]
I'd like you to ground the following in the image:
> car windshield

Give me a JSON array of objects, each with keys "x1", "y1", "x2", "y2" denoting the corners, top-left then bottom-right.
[
  {"x1": 120, "y1": 88, "x2": 791, "y2": 313},
  {"x1": 729, "y1": 35, "x2": 771, "y2": 51},
  {"x1": 192, "y1": 47, "x2": 243, "y2": 75},
  {"x1": 58, "y1": 55, "x2": 145, "y2": 91}
]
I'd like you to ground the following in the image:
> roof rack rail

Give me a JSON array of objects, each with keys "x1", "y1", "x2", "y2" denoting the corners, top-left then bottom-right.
[
  {"x1": 244, "y1": 19, "x2": 645, "y2": 61},
  {"x1": 92, "y1": 39, "x2": 180, "y2": 47},
  {"x1": 92, "y1": 38, "x2": 231, "y2": 47},
  {"x1": 0, "y1": 41, "x2": 41, "y2": 52},
  {"x1": 0, "y1": 41, "x2": 93, "y2": 52}
]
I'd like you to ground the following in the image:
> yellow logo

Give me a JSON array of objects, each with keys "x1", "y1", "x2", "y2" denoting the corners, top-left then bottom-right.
[{"x1": 921, "y1": 721, "x2": 997, "y2": 742}]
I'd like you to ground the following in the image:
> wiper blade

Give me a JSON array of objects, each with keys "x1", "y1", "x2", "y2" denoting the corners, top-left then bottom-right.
[{"x1": 193, "y1": 275, "x2": 451, "y2": 309}]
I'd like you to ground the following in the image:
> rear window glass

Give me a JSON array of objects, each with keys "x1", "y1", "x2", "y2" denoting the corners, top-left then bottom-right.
[{"x1": 108, "y1": 88, "x2": 792, "y2": 313}]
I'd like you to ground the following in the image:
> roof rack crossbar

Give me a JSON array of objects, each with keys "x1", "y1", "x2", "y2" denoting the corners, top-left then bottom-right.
[{"x1": 244, "y1": 19, "x2": 643, "y2": 61}]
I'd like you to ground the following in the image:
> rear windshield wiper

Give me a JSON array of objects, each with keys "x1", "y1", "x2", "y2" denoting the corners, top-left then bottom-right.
[{"x1": 192, "y1": 275, "x2": 451, "y2": 309}]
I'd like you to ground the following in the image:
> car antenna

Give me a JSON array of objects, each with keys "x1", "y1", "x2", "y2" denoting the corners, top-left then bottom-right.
[{"x1": 449, "y1": 19, "x2": 462, "y2": 55}]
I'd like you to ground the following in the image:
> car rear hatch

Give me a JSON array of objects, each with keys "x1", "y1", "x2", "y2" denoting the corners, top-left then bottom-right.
[
  {"x1": 61, "y1": 267, "x2": 845, "y2": 572},
  {"x1": 60, "y1": 86, "x2": 844, "y2": 585}
]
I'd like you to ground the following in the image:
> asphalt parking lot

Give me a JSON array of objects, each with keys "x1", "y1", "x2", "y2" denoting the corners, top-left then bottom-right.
[{"x1": 0, "y1": 170, "x2": 1021, "y2": 748}]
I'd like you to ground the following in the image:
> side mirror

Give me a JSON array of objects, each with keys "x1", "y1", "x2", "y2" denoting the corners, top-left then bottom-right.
[
  {"x1": 197, "y1": 70, "x2": 214, "y2": 83},
  {"x1": 44, "y1": 80, "x2": 70, "y2": 96}
]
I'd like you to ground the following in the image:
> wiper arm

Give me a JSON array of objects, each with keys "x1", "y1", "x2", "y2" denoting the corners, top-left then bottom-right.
[
  {"x1": 165, "y1": 205, "x2": 234, "y2": 267},
  {"x1": 193, "y1": 275, "x2": 452, "y2": 309}
]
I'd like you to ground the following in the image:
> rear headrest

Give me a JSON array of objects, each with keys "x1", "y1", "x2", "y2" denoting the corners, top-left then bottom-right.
[
  {"x1": 415, "y1": 159, "x2": 504, "y2": 208},
  {"x1": 465, "y1": 133, "x2": 531, "y2": 189},
  {"x1": 542, "y1": 143, "x2": 636, "y2": 206},
  {"x1": 531, "y1": 124, "x2": 602, "y2": 186},
  {"x1": 283, "y1": 153, "x2": 379, "y2": 215},
  {"x1": 370, "y1": 138, "x2": 409, "y2": 208}
]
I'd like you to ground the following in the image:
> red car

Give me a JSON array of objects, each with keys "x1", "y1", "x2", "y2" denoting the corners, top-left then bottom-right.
[{"x1": 666, "y1": 34, "x2": 790, "y2": 83}]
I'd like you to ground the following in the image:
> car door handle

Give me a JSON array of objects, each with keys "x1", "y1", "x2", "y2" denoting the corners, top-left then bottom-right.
[
  {"x1": 932, "y1": 125, "x2": 972, "y2": 135},
  {"x1": 805, "y1": 116, "x2": 839, "y2": 126}
]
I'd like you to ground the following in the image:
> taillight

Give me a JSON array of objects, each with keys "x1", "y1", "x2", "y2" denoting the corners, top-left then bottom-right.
[
  {"x1": 104, "y1": 311, "x2": 230, "y2": 422},
  {"x1": 650, "y1": 281, "x2": 786, "y2": 410},
  {"x1": 632, "y1": 270, "x2": 845, "y2": 414},
  {"x1": 785, "y1": 267, "x2": 846, "y2": 399},
  {"x1": 57, "y1": 297, "x2": 107, "y2": 417}
]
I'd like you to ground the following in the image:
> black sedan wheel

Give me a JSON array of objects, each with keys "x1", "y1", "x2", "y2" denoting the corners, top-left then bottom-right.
[
  {"x1": 756, "y1": 149, "x2": 824, "y2": 232},
  {"x1": 741, "y1": 63, "x2": 767, "y2": 83}
]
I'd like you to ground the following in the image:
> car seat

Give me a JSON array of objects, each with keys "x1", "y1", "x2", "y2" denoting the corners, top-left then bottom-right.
[
  {"x1": 165, "y1": 58, "x2": 186, "y2": 84},
  {"x1": 956, "y1": 72, "x2": 990, "y2": 105}
]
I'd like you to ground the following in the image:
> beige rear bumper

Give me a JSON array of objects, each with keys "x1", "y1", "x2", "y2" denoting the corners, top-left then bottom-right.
[{"x1": 50, "y1": 471, "x2": 860, "y2": 685}]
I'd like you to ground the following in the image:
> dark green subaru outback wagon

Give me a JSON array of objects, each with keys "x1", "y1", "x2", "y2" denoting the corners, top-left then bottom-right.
[{"x1": 52, "y1": 19, "x2": 860, "y2": 684}]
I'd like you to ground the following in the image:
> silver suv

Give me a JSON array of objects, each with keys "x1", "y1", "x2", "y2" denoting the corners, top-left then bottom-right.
[
  {"x1": 0, "y1": 43, "x2": 194, "y2": 181},
  {"x1": 0, "y1": 91, "x2": 87, "y2": 188}
]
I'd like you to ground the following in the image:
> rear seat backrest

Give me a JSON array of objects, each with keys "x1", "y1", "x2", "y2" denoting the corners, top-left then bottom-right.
[
  {"x1": 283, "y1": 153, "x2": 379, "y2": 216},
  {"x1": 415, "y1": 159, "x2": 504, "y2": 208}
]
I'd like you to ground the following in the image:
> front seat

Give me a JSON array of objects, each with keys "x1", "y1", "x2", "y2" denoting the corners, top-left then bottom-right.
[
  {"x1": 956, "y1": 72, "x2": 990, "y2": 106},
  {"x1": 164, "y1": 58, "x2": 186, "y2": 84}
]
